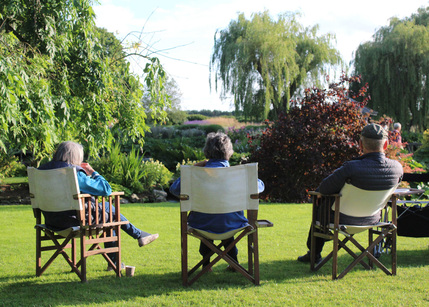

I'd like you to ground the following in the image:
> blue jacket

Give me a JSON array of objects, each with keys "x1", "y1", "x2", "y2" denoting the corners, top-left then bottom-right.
[
  {"x1": 170, "y1": 159, "x2": 265, "y2": 234},
  {"x1": 39, "y1": 161, "x2": 112, "y2": 196},
  {"x1": 38, "y1": 161, "x2": 112, "y2": 229}
]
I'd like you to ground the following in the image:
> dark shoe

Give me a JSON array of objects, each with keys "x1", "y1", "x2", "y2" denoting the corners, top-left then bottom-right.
[
  {"x1": 226, "y1": 265, "x2": 237, "y2": 272},
  {"x1": 202, "y1": 264, "x2": 213, "y2": 272},
  {"x1": 107, "y1": 262, "x2": 125, "y2": 272},
  {"x1": 297, "y1": 251, "x2": 322, "y2": 264}
]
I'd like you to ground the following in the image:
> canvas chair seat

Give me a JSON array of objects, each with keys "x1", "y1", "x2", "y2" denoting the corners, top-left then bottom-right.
[
  {"x1": 35, "y1": 224, "x2": 105, "y2": 238},
  {"x1": 180, "y1": 163, "x2": 273, "y2": 286},
  {"x1": 316, "y1": 221, "x2": 392, "y2": 235},
  {"x1": 189, "y1": 224, "x2": 254, "y2": 241},
  {"x1": 28, "y1": 166, "x2": 128, "y2": 282},
  {"x1": 309, "y1": 183, "x2": 399, "y2": 280}
]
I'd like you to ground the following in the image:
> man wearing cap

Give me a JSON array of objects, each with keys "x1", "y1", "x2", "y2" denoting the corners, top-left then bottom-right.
[{"x1": 297, "y1": 123, "x2": 403, "y2": 263}]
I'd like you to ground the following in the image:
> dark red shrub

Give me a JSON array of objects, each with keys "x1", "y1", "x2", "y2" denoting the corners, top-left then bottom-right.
[{"x1": 248, "y1": 74, "x2": 370, "y2": 203}]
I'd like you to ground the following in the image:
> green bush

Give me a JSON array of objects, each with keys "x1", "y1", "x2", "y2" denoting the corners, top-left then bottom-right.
[
  {"x1": 142, "y1": 159, "x2": 173, "y2": 190},
  {"x1": 200, "y1": 124, "x2": 224, "y2": 134},
  {"x1": 90, "y1": 145, "x2": 173, "y2": 195},
  {"x1": 413, "y1": 129, "x2": 429, "y2": 166},
  {"x1": 186, "y1": 114, "x2": 208, "y2": 121},
  {"x1": 176, "y1": 124, "x2": 202, "y2": 130},
  {"x1": 180, "y1": 128, "x2": 205, "y2": 138},
  {"x1": 90, "y1": 144, "x2": 123, "y2": 183},
  {"x1": 173, "y1": 158, "x2": 199, "y2": 179},
  {"x1": 109, "y1": 182, "x2": 133, "y2": 198},
  {"x1": 402, "y1": 130, "x2": 423, "y2": 143},
  {"x1": 166, "y1": 109, "x2": 188, "y2": 125},
  {"x1": 229, "y1": 152, "x2": 250, "y2": 166},
  {"x1": 146, "y1": 126, "x2": 177, "y2": 139},
  {"x1": 0, "y1": 154, "x2": 27, "y2": 179},
  {"x1": 143, "y1": 138, "x2": 205, "y2": 171}
]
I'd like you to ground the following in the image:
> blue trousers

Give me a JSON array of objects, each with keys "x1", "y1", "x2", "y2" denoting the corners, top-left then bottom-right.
[{"x1": 103, "y1": 203, "x2": 149, "y2": 264}]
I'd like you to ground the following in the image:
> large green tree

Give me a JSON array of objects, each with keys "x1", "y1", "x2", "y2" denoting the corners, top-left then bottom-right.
[
  {"x1": 353, "y1": 7, "x2": 429, "y2": 131},
  {"x1": 210, "y1": 11, "x2": 342, "y2": 120},
  {"x1": 0, "y1": 0, "x2": 169, "y2": 164}
]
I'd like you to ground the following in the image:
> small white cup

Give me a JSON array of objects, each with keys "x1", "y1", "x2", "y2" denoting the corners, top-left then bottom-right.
[{"x1": 125, "y1": 265, "x2": 135, "y2": 277}]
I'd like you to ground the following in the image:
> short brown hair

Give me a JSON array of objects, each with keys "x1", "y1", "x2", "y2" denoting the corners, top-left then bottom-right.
[{"x1": 203, "y1": 132, "x2": 234, "y2": 160}]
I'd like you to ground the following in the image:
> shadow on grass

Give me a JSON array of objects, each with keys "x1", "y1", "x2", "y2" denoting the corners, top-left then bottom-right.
[
  {"x1": 276, "y1": 247, "x2": 429, "y2": 281},
  {"x1": 1, "y1": 248, "x2": 428, "y2": 305}
]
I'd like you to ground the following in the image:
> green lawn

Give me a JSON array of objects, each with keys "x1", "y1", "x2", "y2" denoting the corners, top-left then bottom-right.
[{"x1": 1, "y1": 202, "x2": 428, "y2": 306}]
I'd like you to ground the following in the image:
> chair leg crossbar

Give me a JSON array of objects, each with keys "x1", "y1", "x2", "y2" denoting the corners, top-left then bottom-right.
[
  {"x1": 311, "y1": 225, "x2": 396, "y2": 279},
  {"x1": 36, "y1": 228, "x2": 84, "y2": 280},
  {"x1": 182, "y1": 227, "x2": 259, "y2": 286}
]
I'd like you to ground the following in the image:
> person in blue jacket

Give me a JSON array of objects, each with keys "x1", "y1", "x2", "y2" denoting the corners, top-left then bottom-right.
[
  {"x1": 170, "y1": 132, "x2": 265, "y2": 271},
  {"x1": 39, "y1": 141, "x2": 158, "y2": 270}
]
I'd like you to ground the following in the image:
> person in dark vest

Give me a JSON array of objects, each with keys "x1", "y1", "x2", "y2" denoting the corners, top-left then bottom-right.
[{"x1": 39, "y1": 141, "x2": 159, "y2": 270}]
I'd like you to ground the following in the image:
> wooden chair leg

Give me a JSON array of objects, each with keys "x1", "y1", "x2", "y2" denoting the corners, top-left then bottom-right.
[
  {"x1": 368, "y1": 229, "x2": 374, "y2": 269},
  {"x1": 252, "y1": 231, "x2": 260, "y2": 285},
  {"x1": 332, "y1": 231, "x2": 339, "y2": 280},
  {"x1": 181, "y1": 223, "x2": 188, "y2": 286},
  {"x1": 391, "y1": 229, "x2": 397, "y2": 275},
  {"x1": 72, "y1": 238, "x2": 76, "y2": 268},
  {"x1": 80, "y1": 234, "x2": 87, "y2": 283},
  {"x1": 35, "y1": 227, "x2": 42, "y2": 277},
  {"x1": 248, "y1": 234, "x2": 254, "y2": 275},
  {"x1": 116, "y1": 225, "x2": 122, "y2": 278}
]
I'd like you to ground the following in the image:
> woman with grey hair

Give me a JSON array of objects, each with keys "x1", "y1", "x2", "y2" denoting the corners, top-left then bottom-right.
[
  {"x1": 392, "y1": 122, "x2": 402, "y2": 144},
  {"x1": 170, "y1": 132, "x2": 265, "y2": 271},
  {"x1": 39, "y1": 141, "x2": 159, "y2": 270}
]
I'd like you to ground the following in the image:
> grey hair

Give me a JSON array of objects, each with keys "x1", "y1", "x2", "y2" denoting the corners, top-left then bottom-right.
[
  {"x1": 360, "y1": 136, "x2": 385, "y2": 152},
  {"x1": 393, "y1": 122, "x2": 401, "y2": 130},
  {"x1": 53, "y1": 141, "x2": 84, "y2": 166},
  {"x1": 203, "y1": 132, "x2": 234, "y2": 160}
]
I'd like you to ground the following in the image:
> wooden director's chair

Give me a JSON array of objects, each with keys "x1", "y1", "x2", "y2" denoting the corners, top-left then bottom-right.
[
  {"x1": 309, "y1": 183, "x2": 399, "y2": 280},
  {"x1": 180, "y1": 163, "x2": 273, "y2": 286},
  {"x1": 27, "y1": 167, "x2": 128, "y2": 282}
]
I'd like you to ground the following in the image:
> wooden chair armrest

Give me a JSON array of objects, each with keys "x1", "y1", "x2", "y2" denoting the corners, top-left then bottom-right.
[
  {"x1": 110, "y1": 191, "x2": 125, "y2": 196},
  {"x1": 83, "y1": 221, "x2": 130, "y2": 229},
  {"x1": 256, "y1": 219, "x2": 273, "y2": 228},
  {"x1": 308, "y1": 191, "x2": 341, "y2": 197},
  {"x1": 76, "y1": 191, "x2": 124, "y2": 199}
]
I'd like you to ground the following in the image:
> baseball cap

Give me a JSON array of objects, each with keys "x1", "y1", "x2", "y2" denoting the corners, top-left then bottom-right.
[{"x1": 361, "y1": 123, "x2": 388, "y2": 140}]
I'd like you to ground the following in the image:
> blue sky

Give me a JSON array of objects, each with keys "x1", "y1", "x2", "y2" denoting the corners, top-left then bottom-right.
[{"x1": 94, "y1": 0, "x2": 429, "y2": 111}]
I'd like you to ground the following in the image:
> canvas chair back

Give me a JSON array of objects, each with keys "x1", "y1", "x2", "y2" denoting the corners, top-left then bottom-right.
[
  {"x1": 180, "y1": 163, "x2": 259, "y2": 214},
  {"x1": 180, "y1": 162, "x2": 273, "y2": 286},
  {"x1": 28, "y1": 167, "x2": 82, "y2": 212},
  {"x1": 336, "y1": 183, "x2": 398, "y2": 217},
  {"x1": 27, "y1": 166, "x2": 127, "y2": 282}
]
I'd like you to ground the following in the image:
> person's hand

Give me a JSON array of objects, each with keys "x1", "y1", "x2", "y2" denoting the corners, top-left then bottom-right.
[
  {"x1": 81, "y1": 162, "x2": 96, "y2": 175},
  {"x1": 193, "y1": 160, "x2": 208, "y2": 167}
]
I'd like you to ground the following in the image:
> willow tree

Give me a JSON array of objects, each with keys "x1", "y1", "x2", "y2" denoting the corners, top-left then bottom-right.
[
  {"x1": 353, "y1": 7, "x2": 429, "y2": 131},
  {"x1": 210, "y1": 11, "x2": 342, "y2": 120},
  {"x1": 0, "y1": 0, "x2": 169, "y2": 164}
]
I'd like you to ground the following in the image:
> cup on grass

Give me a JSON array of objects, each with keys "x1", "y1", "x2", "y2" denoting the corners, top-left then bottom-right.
[{"x1": 125, "y1": 265, "x2": 135, "y2": 277}]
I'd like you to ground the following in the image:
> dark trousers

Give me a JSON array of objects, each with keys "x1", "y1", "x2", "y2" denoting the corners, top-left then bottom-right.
[
  {"x1": 199, "y1": 237, "x2": 238, "y2": 266},
  {"x1": 306, "y1": 227, "x2": 325, "y2": 254}
]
